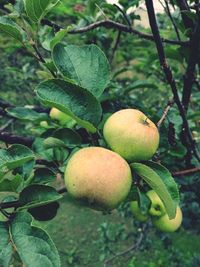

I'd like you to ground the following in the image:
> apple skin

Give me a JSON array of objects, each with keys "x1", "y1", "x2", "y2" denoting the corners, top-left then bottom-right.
[
  {"x1": 49, "y1": 107, "x2": 76, "y2": 127},
  {"x1": 103, "y1": 109, "x2": 159, "y2": 162},
  {"x1": 130, "y1": 201, "x2": 149, "y2": 222},
  {"x1": 152, "y1": 206, "x2": 182, "y2": 232},
  {"x1": 64, "y1": 147, "x2": 132, "y2": 210},
  {"x1": 146, "y1": 190, "x2": 166, "y2": 217}
]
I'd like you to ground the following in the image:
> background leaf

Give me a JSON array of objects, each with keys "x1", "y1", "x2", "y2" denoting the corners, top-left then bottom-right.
[
  {"x1": 24, "y1": 0, "x2": 52, "y2": 22},
  {"x1": 0, "y1": 16, "x2": 24, "y2": 43},
  {"x1": 6, "y1": 107, "x2": 49, "y2": 122},
  {"x1": 0, "y1": 145, "x2": 35, "y2": 173},
  {"x1": 0, "y1": 222, "x2": 12, "y2": 267}
]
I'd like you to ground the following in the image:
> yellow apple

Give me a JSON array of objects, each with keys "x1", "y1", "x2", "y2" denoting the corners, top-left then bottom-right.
[
  {"x1": 152, "y1": 206, "x2": 182, "y2": 232},
  {"x1": 64, "y1": 147, "x2": 132, "y2": 210},
  {"x1": 146, "y1": 190, "x2": 166, "y2": 217},
  {"x1": 103, "y1": 109, "x2": 159, "y2": 162},
  {"x1": 50, "y1": 107, "x2": 76, "y2": 127},
  {"x1": 130, "y1": 201, "x2": 149, "y2": 222}
]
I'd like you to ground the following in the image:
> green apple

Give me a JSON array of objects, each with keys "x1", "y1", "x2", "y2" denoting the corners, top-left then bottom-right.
[
  {"x1": 40, "y1": 120, "x2": 49, "y2": 128},
  {"x1": 152, "y1": 206, "x2": 182, "y2": 232},
  {"x1": 146, "y1": 190, "x2": 166, "y2": 217},
  {"x1": 64, "y1": 147, "x2": 132, "y2": 210},
  {"x1": 103, "y1": 109, "x2": 159, "y2": 162},
  {"x1": 49, "y1": 107, "x2": 76, "y2": 127},
  {"x1": 130, "y1": 201, "x2": 149, "y2": 222}
]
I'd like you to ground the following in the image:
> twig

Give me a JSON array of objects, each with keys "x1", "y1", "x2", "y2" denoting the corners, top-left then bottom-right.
[
  {"x1": 103, "y1": 224, "x2": 147, "y2": 267},
  {"x1": 173, "y1": 166, "x2": 200, "y2": 176},
  {"x1": 114, "y1": 4, "x2": 132, "y2": 28},
  {"x1": 110, "y1": 31, "x2": 122, "y2": 64},
  {"x1": 145, "y1": 0, "x2": 200, "y2": 163},
  {"x1": 157, "y1": 99, "x2": 174, "y2": 127},
  {"x1": 164, "y1": 0, "x2": 181, "y2": 41},
  {"x1": 41, "y1": 19, "x2": 189, "y2": 46},
  {"x1": 0, "y1": 132, "x2": 34, "y2": 147},
  {"x1": 0, "y1": 119, "x2": 14, "y2": 132}
]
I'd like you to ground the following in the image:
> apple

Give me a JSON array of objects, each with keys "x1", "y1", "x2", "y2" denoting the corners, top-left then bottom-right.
[
  {"x1": 103, "y1": 109, "x2": 159, "y2": 162},
  {"x1": 152, "y1": 206, "x2": 182, "y2": 232},
  {"x1": 49, "y1": 107, "x2": 76, "y2": 127},
  {"x1": 40, "y1": 121, "x2": 49, "y2": 128},
  {"x1": 130, "y1": 201, "x2": 149, "y2": 222},
  {"x1": 64, "y1": 147, "x2": 132, "y2": 210},
  {"x1": 146, "y1": 190, "x2": 166, "y2": 217}
]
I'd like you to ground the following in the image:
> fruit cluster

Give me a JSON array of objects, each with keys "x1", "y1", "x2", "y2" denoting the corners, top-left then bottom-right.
[
  {"x1": 49, "y1": 108, "x2": 182, "y2": 232},
  {"x1": 131, "y1": 190, "x2": 182, "y2": 232}
]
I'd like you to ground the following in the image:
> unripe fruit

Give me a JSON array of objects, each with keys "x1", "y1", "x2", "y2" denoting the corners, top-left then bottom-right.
[
  {"x1": 146, "y1": 190, "x2": 166, "y2": 217},
  {"x1": 103, "y1": 109, "x2": 159, "y2": 162},
  {"x1": 64, "y1": 147, "x2": 132, "y2": 210},
  {"x1": 50, "y1": 107, "x2": 76, "y2": 127},
  {"x1": 130, "y1": 201, "x2": 149, "y2": 222},
  {"x1": 152, "y1": 206, "x2": 182, "y2": 232}
]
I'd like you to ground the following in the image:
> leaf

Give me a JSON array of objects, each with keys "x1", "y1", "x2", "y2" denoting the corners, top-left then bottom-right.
[
  {"x1": 18, "y1": 184, "x2": 62, "y2": 210},
  {"x1": 43, "y1": 137, "x2": 66, "y2": 149},
  {"x1": 53, "y1": 128, "x2": 82, "y2": 147},
  {"x1": 0, "y1": 174, "x2": 22, "y2": 192},
  {"x1": 0, "y1": 222, "x2": 12, "y2": 267},
  {"x1": 50, "y1": 28, "x2": 69, "y2": 49},
  {"x1": 6, "y1": 107, "x2": 48, "y2": 122},
  {"x1": 0, "y1": 16, "x2": 24, "y2": 43},
  {"x1": 10, "y1": 212, "x2": 60, "y2": 267},
  {"x1": 36, "y1": 79, "x2": 102, "y2": 133},
  {"x1": 144, "y1": 161, "x2": 180, "y2": 204},
  {"x1": 0, "y1": 145, "x2": 35, "y2": 173},
  {"x1": 32, "y1": 168, "x2": 55, "y2": 184},
  {"x1": 124, "y1": 80, "x2": 158, "y2": 93},
  {"x1": 23, "y1": 0, "x2": 53, "y2": 22},
  {"x1": 52, "y1": 44, "x2": 110, "y2": 98},
  {"x1": 131, "y1": 162, "x2": 177, "y2": 219},
  {"x1": 28, "y1": 202, "x2": 59, "y2": 221}
]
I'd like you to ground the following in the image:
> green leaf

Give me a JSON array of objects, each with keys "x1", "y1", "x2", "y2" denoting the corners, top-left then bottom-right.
[
  {"x1": 52, "y1": 44, "x2": 110, "y2": 98},
  {"x1": 28, "y1": 202, "x2": 59, "y2": 221},
  {"x1": 6, "y1": 107, "x2": 48, "y2": 122},
  {"x1": 43, "y1": 137, "x2": 66, "y2": 149},
  {"x1": 0, "y1": 174, "x2": 22, "y2": 192},
  {"x1": 36, "y1": 79, "x2": 102, "y2": 133},
  {"x1": 23, "y1": 0, "x2": 53, "y2": 22},
  {"x1": 0, "y1": 222, "x2": 12, "y2": 267},
  {"x1": 53, "y1": 128, "x2": 82, "y2": 147},
  {"x1": 50, "y1": 28, "x2": 69, "y2": 49},
  {"x1": 0, "y1": 16, "x2": 24, "y2": 43},
  {"x1": 144, "y1": 161, "x2": 180, "y2": 204},
  {"x1": 131, "y1": 163, "x2": 177, "y2": 219},
  {"x1": 0, "y1": 145, "x2": 35, "y2": 173},
  {"x1": 32, "y1": 168, "x2": 55, "y2": 184},
  {"x1": 124, "y1": 80, "x2": 158, "y2": 93},
  {"x1": 18, "y1": 184, "x2": 62, "y2": 210},
  {"x1": 10, "y1": 212, "x2": 60, "y2": 267}
]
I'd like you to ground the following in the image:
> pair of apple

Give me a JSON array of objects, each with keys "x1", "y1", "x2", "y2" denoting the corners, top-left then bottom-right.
[
  {"x1": 130, "y1": 190, "x2": 182, "y2": 232},
  {"x1": 64, "y1": 109, "x2": 160, "y2": 210}
]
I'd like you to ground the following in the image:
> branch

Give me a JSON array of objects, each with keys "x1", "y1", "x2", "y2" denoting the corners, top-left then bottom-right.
[
  {"x1": 157, "y1": 98, "x2": 174, "y2": 127},
  {"x1": 145, "y1": 0, "x2": 200, "y2": 163},
  {"x1": 164, "y1": 0, "x2": 181, "y2": 41},
  {"x1": 173, "y1": 166, "x2": 200, "y2": 176},
  {"x1": 0, "y1": 131, "x2": 34, "y2": 147},
  {"x1": 41, "y1": 19, "x2": 189, "y2": 46},
  {"x1": 176, "y1": 0, "x2": 194, "y2": 30},
  {"x1": 182, "y1": 13, "x2": 200, "y2": 110},
  {"x1": 0, "y1": 119, "x2": 15, "y2": 132}
]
